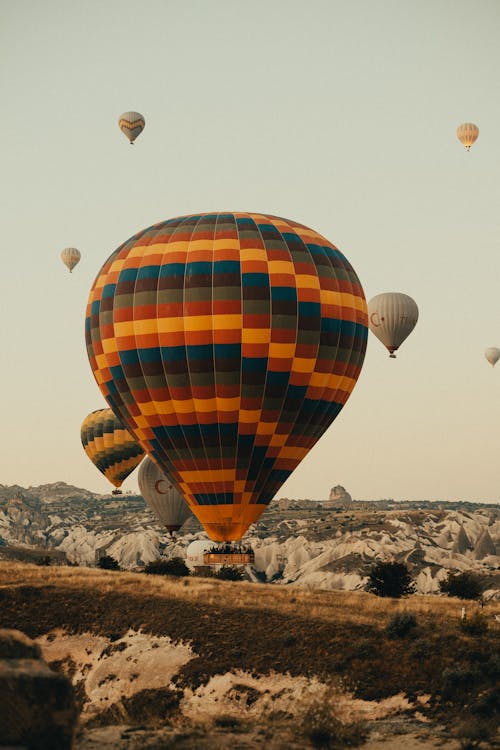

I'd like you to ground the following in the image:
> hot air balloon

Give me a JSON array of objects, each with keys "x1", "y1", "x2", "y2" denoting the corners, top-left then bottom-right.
[
  {"x1": 81, "y1": 409, "x2": 144, "y2": 493},
  {"x1": 118, "y1": 111, "x2": 145, "y2": 144},
  {"x1": 485, "y1": 347, "x2": 500, "y2": 367},
  {"x1": 138, "y1": 456, "x2": 192, "y2": 535},
  {"x1": 457, "y1": 123, "x2": 479, "y2": 151},
  {"x1": 85, "y1": 212, "x2": 368, "y2": 541},
  {"x1": 61, "y1": 247, "x2": 81, "y2": 273},
  {"x1": 368, "y1": 293, "x2": 418, "y2": 358}
]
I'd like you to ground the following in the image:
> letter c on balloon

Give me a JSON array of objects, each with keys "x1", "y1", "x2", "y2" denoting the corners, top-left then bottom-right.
[
  {"x1": 369, "y1": 311, "x2": 380, "y2": 327},
  {"x1": 154, "y1": 479, "x2": 168, "y2": 494}
]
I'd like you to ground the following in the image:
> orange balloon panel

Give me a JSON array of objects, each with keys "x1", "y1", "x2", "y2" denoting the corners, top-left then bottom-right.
[{"x1": 86, "y1": 212, "x2": 367, "y2": 540}]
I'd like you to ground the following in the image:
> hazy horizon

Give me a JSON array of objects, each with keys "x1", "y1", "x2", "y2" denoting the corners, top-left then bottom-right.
[{"x1": 2, "y1": 0, "x2": 500, "y2": 503}]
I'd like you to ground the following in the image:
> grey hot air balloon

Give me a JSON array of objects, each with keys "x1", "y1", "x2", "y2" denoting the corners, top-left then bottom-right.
[
  {"x1": 368, "y1": 293, "x2": 419, "y2": 358},
  {"x1": 60, "y1": 247, "x2": 81, "y2": 273},
  {"x1": 118, "y1": 111, "x2": 145, "y2": 144},
  {"x1": 138, "y1": 457, "x2": 192, "y2": 535},
  {"x1": 457, "y1": 123, "x2": 479, "y2": 151},
  {"x1": 485, "y1": 347, "x2": 500, "y2": 367}
]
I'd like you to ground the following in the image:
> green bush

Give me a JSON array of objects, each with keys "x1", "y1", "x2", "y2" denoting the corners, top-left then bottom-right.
[
  {"x1": 409, "y1": 637, "x2": 434, "y2": 660},
  {"x1": 213, "y1": 715, "x2": 243, "y2": 729},
  {"x1": 301, "y1": 701, "x2": 366, "y2": 749},
  {"x1": 470, "y1": 687, "x2": 500, "y2": 719},
  {"x1": 253, "y1": 569, "x2": 267, "y2": 583},
  {"x1": 441, "y1": 666, "x2": 478, "y2": 700},
  {"x1": 366, "y1": 561, "x2": 415, "y2": 598},
  {"x1": 216, "y1": 565, "x2": 244, "y2": 581},
  {"x1": 143, "y1": 557, "x2": 190, "y2": 577},
  {"x1": 439, "y1": 572, "x2": 483, "y2": 600},
  {"x1": 97, "y1": 555, "x2": 120, "y2": 571},
  {"x1": 385, "y1": 612, "x2": 417, "y2": 639},
  {"x1": 459, "y1": 612, "x2": 488, "y2": 636},
  {"x1": 191, "y1": 566, "x2": 217, "y2": 578},
  {"x1": 455, "y1": 716, "x2": 498, "y2": 750}
]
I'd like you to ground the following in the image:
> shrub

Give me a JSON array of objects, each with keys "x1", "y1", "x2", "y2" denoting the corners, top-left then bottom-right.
[
  {"x1": 441, "y1": 666, "x2": 478, "y2": 700},
  {"x1": 459, "y1": 612, "x2": 488, "y2": 636},
  {"x1": 143, "y1": 557, "x2": 190, "y2": 577},
  {"x1": 97, "y1": 555, "x2": 120, "y2": 571},
  {"x1": 301, "y1": 701, "x2": 366, "y2": 749},
  {"x1": 36, "y1": 556, "x2": 51, "y2": 566},
  {"x1": 470, "y1": 687, "x2": 500, "y2": 719},
  {"x1": 439, "y1": 572, "x2": 483, "y2": 600},
  {"x1": 409, "y1": 637, "x2": 435, "y2": 660},
  {"x1": 213, "y1": 715, "x2": 243, "y2": 729},
  {"x1": 191, "y1": 566, "x2": 217, "y2": 578},
  {"x1": 216, "y1": 565, "x2": 244, "y2": 581},
  {"x1": 385, "y1": 612, "x2": 417, "y2": 639},
  {"x1": 455, "y1": 716, "x2": 498, "y2": 749},
  {"x1": 253, "y1": 569, "x2": 267, "y2": 583},
  {"x1": 366, "y1": 561, "x2": 415, "y2": 598}
]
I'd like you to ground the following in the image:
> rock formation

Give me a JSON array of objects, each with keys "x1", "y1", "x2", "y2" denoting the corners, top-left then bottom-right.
[
  {"x1": 473, "y1": 528, "x2": 496, "y2": 560},
  {"x1": 0, "y1": 628, "x2": 78, "y2": 749},
  {"x1": 452, "y1": 525, "x2": 472, "y2": 555},
  {"x1": 327, "y1": 485, "x2": 353, "y2": 509}
]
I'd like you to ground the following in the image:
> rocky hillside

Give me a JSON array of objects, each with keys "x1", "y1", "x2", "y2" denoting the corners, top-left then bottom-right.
[
  {"x1": 1, "y1": 563, "x2": 499, "y2": 749},
  {"x1": 1, "y1": 482, "x2": 499, "y2": 597}
]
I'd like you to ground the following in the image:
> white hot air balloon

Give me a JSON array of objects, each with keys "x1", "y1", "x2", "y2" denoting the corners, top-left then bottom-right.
[
  {"x1": 368, "y1": 293, "x2": 419, "y2": 358},
  {"x1": 60, "y1": 247, "x2": 81, "y2": 273},
  {"x1": 118, "y1": 111, "x2": 145, "y2": 144},
  {"x1": 457, "y1": 122, "x2": 479, "y2": 151},
  {"x1": 485, "y1": 347, "x2": 500, "y2": 367},
  {"x1": 138, "y1": 457, "x2": 192, "y2": 535}
]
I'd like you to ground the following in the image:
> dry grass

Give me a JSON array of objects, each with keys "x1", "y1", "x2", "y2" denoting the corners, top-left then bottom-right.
[
  {"x1": 3, "y1": 555, "x2": 500, "y2": 747},
  {"x1": 1, "y1": 560, "x2": 499, "y2": 737},
  {"x1": 1, "y1": 561, "x2": 497, "y2": 630}
]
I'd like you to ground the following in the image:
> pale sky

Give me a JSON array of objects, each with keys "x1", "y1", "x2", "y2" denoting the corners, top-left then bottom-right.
[{"x1": 1, "y1": 0, "x2": 500, "y2": 502}]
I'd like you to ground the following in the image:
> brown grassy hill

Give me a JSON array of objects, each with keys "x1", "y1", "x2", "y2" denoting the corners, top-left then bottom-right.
[{"x1": 0, "y1": 562, "x2": 499, "y2": 749}]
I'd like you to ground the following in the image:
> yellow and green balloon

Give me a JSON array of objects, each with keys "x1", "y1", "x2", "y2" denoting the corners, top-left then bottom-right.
[{"x1": 81, "y1": 408, "x2": 144, "y2": 491}]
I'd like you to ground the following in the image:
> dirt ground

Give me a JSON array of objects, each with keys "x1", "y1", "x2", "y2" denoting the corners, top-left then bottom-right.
[{"x1": 77, "y1": 719, "x2": 463, "y2": 750}]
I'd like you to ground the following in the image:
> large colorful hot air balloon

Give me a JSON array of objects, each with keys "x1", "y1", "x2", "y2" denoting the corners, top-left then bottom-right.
[
  {"x1": 138, "y1": 456, "x2": 192, "y2": 535},
  {"x1": 456, "y1": 123, "x2": 479, "y2": 151},
  {"x1": 85, "y1": 212, "x2": 368, "y2": 540},
  {"x1": 368, "y1": 292, "x2": 418, "y2": 358},
  {"x1": 61, "y1": 247, "x2": 81, "y2": 273},
  {"x1": 81, "y1": 409, "x2": 144, "y2": 492},
  {"x1": 118, "y1": 111, "x2": 145, "y2": 144},
  {"x1": 485, "y1": 347, "x2": 500, "y2": 367}
]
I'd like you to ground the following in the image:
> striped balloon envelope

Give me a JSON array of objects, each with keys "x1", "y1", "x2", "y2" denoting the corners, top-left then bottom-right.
[
  {"x1": 85, "y1": 212, "x2": 368, "y2": 540},
  {"x1": 118, "y1": 111, "x2": 145, "y2": 144},
  {"x1": 81, "y1": 408, "x2": 145, "y2": 490}
]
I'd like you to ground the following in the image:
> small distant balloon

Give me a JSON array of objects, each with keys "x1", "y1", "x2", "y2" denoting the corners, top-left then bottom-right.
[
  {"x1": 61, "y1": 247, "x2": 81, "y2": 273},
  {"x1": 457, "y1": 123, "x2": 479, "y2": 151},
  {"x1": 118, "y1": 111, "x2": 145, "y2": 144},
  {"x1": 484, "y1": 347, "x2": 500, "y2": 367},
  {"x1": 368, "y1": 292, "x2": 419, "y2": 358}
]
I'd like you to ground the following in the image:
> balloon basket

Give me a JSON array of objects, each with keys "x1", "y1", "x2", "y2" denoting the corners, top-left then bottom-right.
[
  {"x1": 112, "y1": 489, "x2": 123, "y2": 495},
  {"x1": 203, "y1": 543, "x2": 254, "y2": 566}
]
